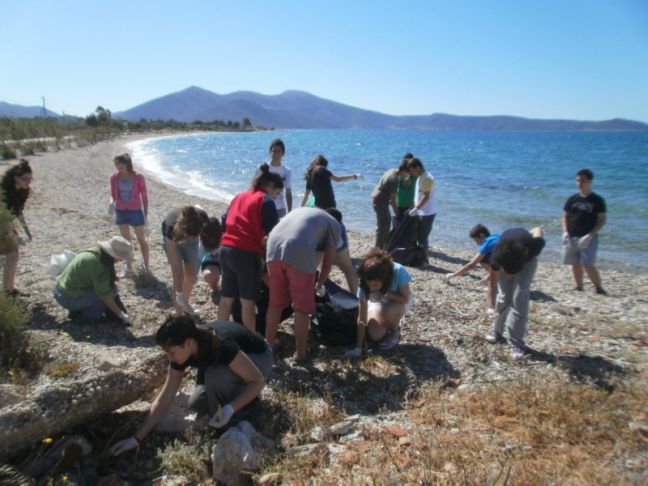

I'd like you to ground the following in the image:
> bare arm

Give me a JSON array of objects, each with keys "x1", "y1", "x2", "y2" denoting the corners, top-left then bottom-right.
[
  {"x1": 487, "y1": 269, "x2": 498, "y2": 309},
  {"x1": 589, "y1": 212, "x2": 606, "y2": 236},
  {"x1": 316, "y1": 242, "x2": 336, "y2": 290},
  {"x1": 561, "y1": 211, "x2": 569, "y2": 233},
  {"x1": 452, "y1": 252, "x2": 484, "y2": 278},
  {"x1": 18, "y1": 214, "x2": 31, "y2": 241},
  {"x1": 285, "y1": 188, "x2": 293, "y2": 212},
  {"x1": 386, "y1": 282, "x2": 410, "y2": 305},
  {"x1": 225, "y1": 351, "x2": 266, "y2": 411},
  {"x1": 101, "y1": 294, "x2": 126, "y2": 317},
  {"x1": 389, "y1": 192, "x2": 398, "y2": 215},
  {"x1": 331, "y1": 173, "x2": 358, "y2": 183},
  {"x1": 414, "y1": 180, "x2": 433, "y2": 210},
  {"x1": 300, "y1": 189, "x2": 311, "y2": 207},
  {"x1": 356, "y1": 297, "x2": 368, "y2": 348},
  {"x1": 133, "y1": 368, "x2": 184, "y2": 441},
  {"x1": 530, "y1": 226, "x2": 544, "y2": 238}
]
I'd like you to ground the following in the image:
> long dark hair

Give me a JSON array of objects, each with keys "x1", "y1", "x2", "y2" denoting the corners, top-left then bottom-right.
[
  {"x1": 114, "y1": 153, "x2": 134, "y2": 173},
  {"x1": 304, "y1": 155, "x2": 328, "y2": 181},
  {"x1": 155, "y1": 315, "x2": 221, "y2": 357},
  {"x1": 98, "y1": 248, "x2": 118, "y2": 287},
  {"x1": 252, "y1": 163, "x2": 284, "y2": 191},
  {"x1": 174, "y1": 206, "x2": 209, "y2": 241},
  {"x1": 1, "y1": 159, "x2": 32, "y2": 215}
]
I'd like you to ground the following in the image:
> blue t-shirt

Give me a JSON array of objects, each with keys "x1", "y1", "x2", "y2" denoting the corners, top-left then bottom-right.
[
  {"x1": 358, "y1": 262, "x2": 412, "y2": 300},
  {"x1": 118, "y1": 178, "x2": 133, "y2": 202},
  {"x1": 479, "y1": 234, "x2": 500, "y2": 256}
]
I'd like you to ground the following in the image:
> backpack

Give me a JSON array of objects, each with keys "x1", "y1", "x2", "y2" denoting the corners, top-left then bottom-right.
[{"x1": 311, "y1": 279, "x2": 358, "y2": 346}]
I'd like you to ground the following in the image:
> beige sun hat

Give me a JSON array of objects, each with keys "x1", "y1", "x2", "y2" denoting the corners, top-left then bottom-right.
[{"x1": 98, "y1": 236, "x2": 133, "y2": 261}]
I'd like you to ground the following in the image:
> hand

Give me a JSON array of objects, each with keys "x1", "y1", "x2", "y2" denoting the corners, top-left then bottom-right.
[
  {"x1": 109, "y1": 436, "x2": 139, "y2": 456},
  {"x1": 578, "y1": 234, "x2": 592, "y2": 249},
  {"x1": 408, "y1": 208, "x2": 421, "y2": 217},
  {"x1": 119, "y1": 312, "x2": 131, "y2": 325},
  {"x1": 209, "y1": 404, "x2": 234, "y2": 429},
  {"x1": 486, "y1": 307, "x2": 497, "y2": 316},
  {"x1": 562, "y1": 231, "x2": 571, "y2": 246},
  {"x1": 444, "y1": 272, "x2": 455, "y2": 281},
  {"x1": 315, "y1": 285, "x2": 326, "y2": 298},
  {"x1": 344, "y1": 347, "x2": 362, "y2": 358}
]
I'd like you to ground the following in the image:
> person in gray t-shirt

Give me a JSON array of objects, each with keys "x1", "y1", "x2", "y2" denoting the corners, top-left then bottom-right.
[
  {"x1": 266, "y1": 207, "x2": 342, "y2": 360},
  {"x1": 371, "y1": 167, "x2": 401, "y2": 249}
]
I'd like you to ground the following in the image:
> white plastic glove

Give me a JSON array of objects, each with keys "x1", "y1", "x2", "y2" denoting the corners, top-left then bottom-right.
[
  {"x1": 144, "y1": 217, "x2": 151, "y2": 238},
  {"x1": 562, "y1": 231, "x2": 571, "y2": 246},
  {"x1": 578, "y1": 234, "x2": 592, "y2": 249},
  {"x1": 344, "y1": 347, "x2": 362, "y2": 358},
  {"x1": 316, "y1": 285, "x2": 326, "y2": 298},
  {"x1": 209, "y1": 404, "x2": 234, "y2": 429},
  {"x1": 109, "y1": 436, "x2": 139, "y2": 456},
  {"x1": 107, "y1": 200, "x2": 116, "y2": 217},
  {"x1": 118, "y1": 312, "x2": 131, "y2": 325},
  {"x1": 408, "y1": 208, "x2": 422, "y2": 217},
  {"x1": 486, "y1": 307, "x2": 497, "y2": 317},
  {"x1": 444, "y1": 272, "x2": 455, "y2": 281}
]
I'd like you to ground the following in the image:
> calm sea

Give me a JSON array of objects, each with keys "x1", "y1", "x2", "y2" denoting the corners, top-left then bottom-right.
[{"x1": 127, "y1": 130, "x2": 648, "y2": 273}]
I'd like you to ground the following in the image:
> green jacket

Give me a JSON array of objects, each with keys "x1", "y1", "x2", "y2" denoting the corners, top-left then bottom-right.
[{"x1": 56, "y1": 249, "x2": 113, "y2": 299}]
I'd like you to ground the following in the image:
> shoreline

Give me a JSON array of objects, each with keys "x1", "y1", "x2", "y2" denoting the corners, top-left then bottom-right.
[{"x1": 126, "y1": 131, "x2": 646, "y2": 274}]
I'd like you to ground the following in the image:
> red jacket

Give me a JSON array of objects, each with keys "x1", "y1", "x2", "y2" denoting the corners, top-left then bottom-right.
[{"x1": 221, "y1": 189, "x2": 267, "y2": 255}]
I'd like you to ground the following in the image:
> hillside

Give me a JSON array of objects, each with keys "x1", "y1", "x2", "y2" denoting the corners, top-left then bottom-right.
[
  {"x1": 0, "y1": 101, "x2": 60, "y2": 118},
  {"x1": 113, "y1": 86, "x2": 648, "y2": 131}
]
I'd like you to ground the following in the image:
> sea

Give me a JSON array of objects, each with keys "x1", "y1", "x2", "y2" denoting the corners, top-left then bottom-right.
[{"x1": 127, "y1": 130, "x2": 648, "y2": 273}]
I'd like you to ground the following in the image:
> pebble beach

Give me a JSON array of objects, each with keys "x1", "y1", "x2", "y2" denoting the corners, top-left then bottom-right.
[{"x1": 2, "y1": 133, "x2": 647, "y2": 482}]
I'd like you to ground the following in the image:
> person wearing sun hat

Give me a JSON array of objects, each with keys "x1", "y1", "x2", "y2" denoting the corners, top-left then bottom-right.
[{"x1": 53, "y1": 236, "x2": 133, "y2": 324}]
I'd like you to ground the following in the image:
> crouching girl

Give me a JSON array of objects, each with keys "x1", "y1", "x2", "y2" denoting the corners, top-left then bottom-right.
[
  {"x1": 109, "y1": 316, "x2": 272, "y2": 456},
  {"x1": 346, "y1": 248, "x2": 412, "y2": 357}
]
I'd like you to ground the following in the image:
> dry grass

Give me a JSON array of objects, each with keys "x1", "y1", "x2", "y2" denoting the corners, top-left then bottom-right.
[
  {"x1": 262, "y1": 373, "x2": 647, "y2": 484},
  {"x1": 44, "y1": 359, "x2": 80, "y2": 378},
  {"x1": 156, "y1": 428, "x2": 212, "y2": 483}
]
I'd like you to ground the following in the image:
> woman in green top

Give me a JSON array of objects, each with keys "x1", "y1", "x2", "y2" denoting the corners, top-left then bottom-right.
[
  {"x1": 53, "y1": 236, "x2": 132, "y2": 324},
  {"x1": 396, "y1": 154, "x2": 416, "y2": 216}
]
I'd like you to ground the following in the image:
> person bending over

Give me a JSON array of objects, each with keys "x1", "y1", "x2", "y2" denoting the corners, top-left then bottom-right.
[
  {"x1": 346, "y1": 248, "x2": 412, "y2": 357},
  {"x1": 445, "y1": 223, "x2": 500, "y2": 309},
  {"x1": 315, "y1": 208, "x2": 358, "y2": 296},
  {"x1": 53, "y1": 236, "x2": 132, "y2": 325},
  {"x1": 109, "y1": 316, "x2": 272, "y2": 456}
]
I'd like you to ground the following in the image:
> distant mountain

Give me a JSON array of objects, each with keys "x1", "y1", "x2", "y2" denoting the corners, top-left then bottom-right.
[
  {"x1": 0, "y1": 101, "x2": 60, "y2": 118},
  {"x1": 115, "y1": 87, "x2": 648, "y2": 131}
]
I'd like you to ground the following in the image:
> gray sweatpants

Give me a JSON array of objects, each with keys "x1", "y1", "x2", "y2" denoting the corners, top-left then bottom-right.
[
  {"x1": 188, "y1": 346, "x2": 273, "y2": 415},
  {"x1": 493, "y1": 257, "x2": 538, "y2": 348}
]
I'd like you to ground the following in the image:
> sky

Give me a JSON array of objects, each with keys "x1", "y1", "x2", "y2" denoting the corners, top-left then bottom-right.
[{"x1": 1, "y1": 0, "x2": 647, "y2": 122}]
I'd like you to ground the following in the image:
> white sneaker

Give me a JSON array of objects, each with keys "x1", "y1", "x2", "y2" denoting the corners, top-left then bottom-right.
[
  {"x1": 118, "y1": 268, "x2": 133, "y2": 279},
  {"x1": 183, "y1": 301, "x2": 199, "y2": 316}
]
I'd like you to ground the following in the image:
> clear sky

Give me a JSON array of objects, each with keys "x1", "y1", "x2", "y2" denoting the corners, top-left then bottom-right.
[{"x1": 1, "y1": 0, "x2": 647, "y2": 121}]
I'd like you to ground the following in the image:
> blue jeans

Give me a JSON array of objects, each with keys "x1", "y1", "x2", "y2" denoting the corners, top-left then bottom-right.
[{"x1": 54, "y1": 285, "x2": 108, "y2": 318}]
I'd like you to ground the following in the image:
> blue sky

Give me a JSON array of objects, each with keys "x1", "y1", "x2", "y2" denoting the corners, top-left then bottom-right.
[{"x1": 1, "y1": 0, "x2": 647, "y2": 121}]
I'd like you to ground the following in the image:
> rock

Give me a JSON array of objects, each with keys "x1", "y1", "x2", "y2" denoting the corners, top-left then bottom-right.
[
  {"x1": 310, "y1": 426, "x2": 325, "y2": 442},
  {"x1": 211, "y1": 421, "x2": 272, "y2": 486},
  {"x1": 154, "y1": 392, "x2": 197, "y2": 433},
  {"x1": 0, "y1": 352, "x2": 166, "y2": 461},
  {"x1": 285, "y1": 443, "x2": 326, "y2": 459},
  {"x1": 329, "y1": 415, "x2": 361, "y2": 436},
  {"x1": 257, "y1": 472, "x2": 282, "y2": 485}
]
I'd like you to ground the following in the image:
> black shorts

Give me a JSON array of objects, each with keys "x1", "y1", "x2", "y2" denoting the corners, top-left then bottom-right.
[{"x1": 219, "y1": 245, "x2": 262, "y2": 301}]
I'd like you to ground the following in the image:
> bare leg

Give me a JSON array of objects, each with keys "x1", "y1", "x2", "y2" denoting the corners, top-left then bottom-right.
[
  {"x1": 293, "y1": 310, "x2": 310, "y2": 359},
  {"x1": 584, "y1": 264, "x2": 602, "y2": 289},
  {"x1": 133, "y1": 225, "x2": 150, "y2": 270},
  {"x1": 218, "y1": 296, "x2": 234, "y2": 321},
  {"x1": 118, "y1": 224, "x2": 133, "y2": 270},
  {"x1": 265, "y1": 306, "x2": 282, "y2": 348},
  {"x1": 571, "y1": 263, "x2": 584, "y2": 289},
  {"x1": 3, "y1": 249, "x2": 19, "y2": 291},
  {"x1": 240, "y1": 298, "x2": 256, "y2": 331},
  {"x1": 183, "y1": 263, "x2": 197, "y2": 305},
  {"x1": 335, "y1": 248, "x2": 358, "y2": 295},
  {"x1": 366, "y1": 306, "x2": 388, "y2": 342}
]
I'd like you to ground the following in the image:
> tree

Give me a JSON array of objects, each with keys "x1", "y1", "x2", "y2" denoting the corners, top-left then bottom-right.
[{"x1": 242, "y1": 117, "x2": 252, "y2": 130}]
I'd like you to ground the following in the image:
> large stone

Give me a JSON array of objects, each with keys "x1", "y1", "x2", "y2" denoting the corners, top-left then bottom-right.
[
  {"x1": 0, "y1": 352, "x2": 166, "y2": 460},
  {"x1": 211, "y1": 421, "x2": 274, "y2": 486}
]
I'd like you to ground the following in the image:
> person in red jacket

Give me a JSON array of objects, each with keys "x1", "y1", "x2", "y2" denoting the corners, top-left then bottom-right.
[{"x1": 217, "y1": 164, "x2": 284, "y2": 331}]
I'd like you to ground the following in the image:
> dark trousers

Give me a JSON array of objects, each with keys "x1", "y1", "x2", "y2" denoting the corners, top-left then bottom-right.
[{"x1": 417, "y1": 213, "x2": 436, "y2": 249}]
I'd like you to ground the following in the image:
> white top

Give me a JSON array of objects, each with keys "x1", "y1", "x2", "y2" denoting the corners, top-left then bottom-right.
[
  {"x1": 257, "y1": 163, "x2": 292, "y2": 212},
  {"x1": 415, "y1": 170, "x2": 437, "y2": 216}
]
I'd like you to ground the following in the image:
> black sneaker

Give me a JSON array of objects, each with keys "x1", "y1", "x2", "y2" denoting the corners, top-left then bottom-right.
[
  {"x1": 595, "y1": 287, "x2": 607, "y2": 295},
  {"x1": 574, "y1": 286, "x2": 583, "y2": 291}
]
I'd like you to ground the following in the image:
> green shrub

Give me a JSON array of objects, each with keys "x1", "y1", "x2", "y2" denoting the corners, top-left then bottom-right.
[
  {"x1": 1, "y1": 144, "x2": 17, "y2": 160},
  {"x1": 20, "y1": 143, "x2": 35, "y2": 156},
  {"x1": 157, "y1": 429, "x2": 211, "y2": 483},
  {"x1": 0, "y1": 293, "x2": 45, "y2": 377}
]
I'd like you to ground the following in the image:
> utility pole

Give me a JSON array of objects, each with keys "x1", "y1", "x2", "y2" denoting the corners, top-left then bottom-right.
[{"x1": 42, "y1": 96, "x2": 47, "y2": 117}]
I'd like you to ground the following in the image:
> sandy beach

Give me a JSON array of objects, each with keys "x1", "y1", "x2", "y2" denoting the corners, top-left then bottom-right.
[{"x1": 2, "y1": 133, "x2": 647, "y2": 482}]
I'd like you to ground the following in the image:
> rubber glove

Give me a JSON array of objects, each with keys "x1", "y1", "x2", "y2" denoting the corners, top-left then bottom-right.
[
  {"x1": 578, "y1": 234, "x2": 592, "y2": 249},
  {"x1": 109, "y1": 436, "x2": 139, "y2": 456},
  {"x1": 562, "y1": 231, "x2": 571, "y2": 246},
  {"x1": 209, "y1": 404, "x2": 234, "y2": 429}
]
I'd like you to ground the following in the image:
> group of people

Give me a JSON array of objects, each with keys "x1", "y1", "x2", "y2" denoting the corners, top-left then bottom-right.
[{"x1": 0, "y1": 142, "x2": 607, "y2": 456}]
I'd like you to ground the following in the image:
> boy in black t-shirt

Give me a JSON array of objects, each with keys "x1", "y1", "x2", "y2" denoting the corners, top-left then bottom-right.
[
  {"x1": 487, "y1": 227, "x2": 545, "y2": 359},
  {"x1": 561, "y1": 169, "x2": 607, "y2": 294}
]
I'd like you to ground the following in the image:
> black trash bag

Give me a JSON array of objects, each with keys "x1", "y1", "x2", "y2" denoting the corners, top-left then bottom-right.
[{"x1": 312, "y1": 279, "x2": 358, "y2": 346}]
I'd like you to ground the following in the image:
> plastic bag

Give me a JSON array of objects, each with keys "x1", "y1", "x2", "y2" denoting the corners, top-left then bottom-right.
[
  {"x1": 107, "y1": 200, "x2": 115, "y2": 217},
  {"x1": 47, "y1": 250, "x2": 77, "y2": 276}
]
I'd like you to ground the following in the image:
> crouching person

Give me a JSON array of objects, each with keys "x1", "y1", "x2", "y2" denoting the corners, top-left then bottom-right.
[
  {"x1": 109, "y1": 315, "x2": 272, "y2": 456},
  {"x1": 53, "y1": 236, "x2": 132, "y2": 325},
  {"x1": 346, "y1": 248, "x2": 412, "y2": 357}
]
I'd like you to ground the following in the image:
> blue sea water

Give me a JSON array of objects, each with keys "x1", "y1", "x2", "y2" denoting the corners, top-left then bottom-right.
[{"x1": 127, "y1": 130, "x2": 648, "y2": 273}]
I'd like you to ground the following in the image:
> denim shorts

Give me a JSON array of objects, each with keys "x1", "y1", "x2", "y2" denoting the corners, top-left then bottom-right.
[
  {"x1": 562, "y1": 235, "x2": 599, "y2": 265},
  {"x1": 115, "y1": 209, "x2": 145, "y2": 227},
  {"x1": 163, "y1": 237, "x2": 200, "y2": 267}
]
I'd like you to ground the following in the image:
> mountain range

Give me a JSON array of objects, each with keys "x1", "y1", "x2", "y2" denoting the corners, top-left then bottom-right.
[
  {"x1": 0, "y1": 101, "x2": 61, "y2": 118},
  {"x1": 3, "y1": 87, "x2": 647, "y2": 131}
]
